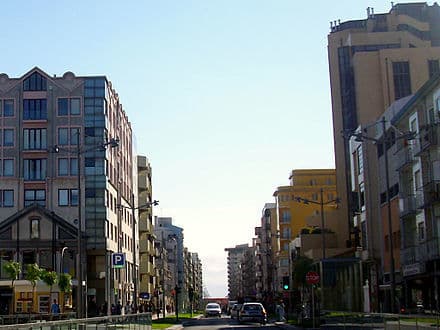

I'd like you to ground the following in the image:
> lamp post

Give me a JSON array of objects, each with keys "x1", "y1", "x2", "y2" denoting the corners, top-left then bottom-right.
[
  {"x1": 60, "y1": 247, "x2": 68, "y2": 274},
  {"x1": 295, "y1": 188, "x2": 340, "y2": 310},
  {"x1": 349, "y1": 116, "x2": 415, "y2": 313},
  {"x1": 117, "y1": 199, "x2": 159, "y2": 312},
  {"x1": 52, "y1": 132, "x2": 119, "y2": 318}
]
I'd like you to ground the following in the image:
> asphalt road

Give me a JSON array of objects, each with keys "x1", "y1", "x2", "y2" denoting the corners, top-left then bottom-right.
[{"x1": 181, "y1": 315, "x2": 287, "y2": 330}]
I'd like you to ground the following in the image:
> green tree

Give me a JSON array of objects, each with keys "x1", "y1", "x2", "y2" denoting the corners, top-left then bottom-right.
[
  {"x1": 3, "y1": 261, "x2": 21, "y2": 314},
  {"x1": 58, "y1": 273, "x2": 72, "y2": 312},
  {"x1": 40, "y1": 269, "x2": 58, "y2": 313},
  {"x1": 25, "y1": 263, "x2": 41, "y2": 313},
  {"x1": 292, "y1": 256, "x2": 314, "y2": 287}
]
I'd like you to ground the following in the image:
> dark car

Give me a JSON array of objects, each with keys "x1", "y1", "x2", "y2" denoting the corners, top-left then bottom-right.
[{"x1": 238, "y1": 302, "x2": 267, "y2": 325}]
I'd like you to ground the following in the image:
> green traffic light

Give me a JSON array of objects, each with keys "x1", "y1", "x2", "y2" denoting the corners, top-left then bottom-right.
[{"x1": 283, "y1": 284, "x2": 289, "y2": 290}]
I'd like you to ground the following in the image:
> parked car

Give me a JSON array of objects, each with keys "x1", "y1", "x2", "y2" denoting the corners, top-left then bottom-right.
[
  {"x1": 238, "y1": 302, "x2": 267, "y2": 324},
  {"x1": 205, "y1": 303, "x2": 222, "y2": 317},
  {"x1": 230, "y1": 303, "x2": 242, "y2": 319}
]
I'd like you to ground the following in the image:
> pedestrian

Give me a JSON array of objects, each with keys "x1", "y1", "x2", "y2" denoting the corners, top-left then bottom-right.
[
  {"x1": 276, "y1": 300, "x2": 285, "y2": 322},
  {"x1": 116, "y1": 301, "x2": 122, "y2": 315},
  {"x1": 51, "y1": 299, "x2": 60, "y2": 316}
]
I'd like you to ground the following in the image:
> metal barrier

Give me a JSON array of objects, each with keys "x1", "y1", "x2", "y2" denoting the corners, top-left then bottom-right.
[
  {"x1": 320, "y1": 311, "x2": 440, "y2": 329},
  {"x1": 0, "y1": 313, "x2": 152, "y2": 330}
]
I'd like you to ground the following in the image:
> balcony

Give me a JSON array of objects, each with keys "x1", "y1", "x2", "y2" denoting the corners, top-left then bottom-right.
[
  {"x1": 399, "y1": 194, "x2": 417, "y2": 217},
  {"x1": 415, "y1": 125, "x2": 439, "y2": 156},
  {"x1": 396, "y1": 145, "x2": 414, "y2": 170},
  {"x1": 416, "y1": 181, "x2": 440, "y2": 208},
  {"x1": 401, "y1": 238, "x2": 440, "y2": 266},
  {"x1": 139, "y1": 240, "x2": 154, "y2": 253},
  {"x1": 139, "y1": 219, "x2": 152, "y2": 233}
]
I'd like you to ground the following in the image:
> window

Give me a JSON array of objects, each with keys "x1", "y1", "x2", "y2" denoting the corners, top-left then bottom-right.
[
  {"x1": 359, "y1": 182, "x2": 365, "y2": 211},
  {"x1": 429, "y1": 59, "x2": 440, "y2": 78},
  {"x1": 24, "y1": 189, "x2": 46, "y2": 207},
  {"x1": 3, "y1": 129, "x2": 14, "y2": 146},
  {"x1": 3, "y1": 159, "x2": 14, "y2": 176},
  {"x1": 58, "y1": 158, "x2": 69, "y2": 176},
  {"x1": 58, "y1": 189, "x2": 78, "y2": 206},
  {"x1": 58, "y1": 98, "x2": 68, "y2": 116},
  {"x1": 23, "y1": 128, "x2": 46, "y2": 150},
  {"x1": 23, "y1": 99, "x2": 47, "y2": 120},
  {"x1": 70, "y1": 158, "x2": 78, "y2": 175},
  {"x1": 281, "y1": 210, "x2": 291, "y2": 223},
  {"x1": 357, "y1": 145, "x2": 364, "y2": 174},
  {"x1": 23, "y1": 72, "x2": 47, "y2": 91},
  {"x1": 58, "y1": 98, "x2": 81, "y2": 116},
  {"x1": 3, "y1": 100, "x2": 14, "y2": 117},
  {"x1": 0, "y1": 190, "x2": 14, "y2": 207},
  {"x1": 24, "y1": 159, "x2": 46, "y2": 181},
  {"x1": 58, "y1": 128, "x2": 68, "y2": 145},
  {"x1": 311, "y1": 193, "x2": 318, "y2": 201},
  {"x1": 418, "y1": 222, "x2": 425, "y2": 241},
  {"x1": 30, "y1": 219, "x2": 40, "y2": 239},
  {"x1": 70, "y1": 127, "x2": 80, "y2": 145},
  {"x1": 393, "y1": 61, "x2": 411, "y2": 100},
  {"x1": 58, "y1": 190, "x2": 69, "y2": 206},
  {"x1": 70, "y1": 98, "x2": 80, "y2": 115}
]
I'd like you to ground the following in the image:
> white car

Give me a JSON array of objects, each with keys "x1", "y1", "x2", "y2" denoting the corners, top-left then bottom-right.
[{"x1": 205, "y1": 303, "x2": 222, "y2": 317}]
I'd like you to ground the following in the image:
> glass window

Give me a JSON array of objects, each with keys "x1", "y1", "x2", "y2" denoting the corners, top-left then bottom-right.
[
  {"x1": 393, "y1": 61, "x2": 411, "y2": 100},
  {"x1": 58, "y1": 128, "x2": 68, "y2": 145},
  {"x1": 70, "y1": 128, "x2": 80, "y2": 145},
  {"x1": 23, "y1": 99, "x2": 47, "y2": 120},
  {"x1": 3, "y1": 100, "x2": 14, "y2": 117},
  {"x1": 357, "y1": 145, "x2": 364, "y2": 174},
  {"x1": 24, "y1": 159, "x2": 46, "y2": 181},
  {"x1": 58, "y1": 190, "x2": 69, "y2": 206},
  {"x1": 30, "y1": 219, "x2": 40, "y2": 239},
  {"x1": 24, "y1": 189, "x2": 46, "y2": 207},
  {"x1": 58, "y1": 98, "x2": 68, "y2": 116},
  {"x1": 3, "y1": 190, "x2": 13, "y2": 207},
  {"x1": 282, "y1": 210, "x2": 291, "y2": 223},
  {"x1": 23, "y1": 128, "x2": 46, "y2": 150},
  {"x1": 58, "y1": 158, "x2": 69, "y2": 176},
  {"x1": 70, "y1": 158, "x2": 78, "y2": 175},
  {"x1": 429, "y1": 59, "x2": 440, "y2": 78},
  {"x1": 3, "y1": 159, "x2": 13, "y2": 176},
  {"x1": 71, "y1": 189, "x2": 78, "y2": 206},
  {"x1": 70, "y1": 98, "x2": 80, "y2": 115},
  {"x1": 3, "y1": 129, "x2": 13, "y2": 147},
  {"x1": 23, "y1": 72, "x2": 47, "y2": 91}
]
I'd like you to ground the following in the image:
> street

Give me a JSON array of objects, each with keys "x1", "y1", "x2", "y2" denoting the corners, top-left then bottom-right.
[{"x1": 181, "y1": 315, "x2": 284, "y2": 329}]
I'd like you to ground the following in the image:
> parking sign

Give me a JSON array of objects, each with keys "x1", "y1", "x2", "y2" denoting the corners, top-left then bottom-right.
[{"x1": 112, "y1": 253, "x2": 125, "y2": 268}]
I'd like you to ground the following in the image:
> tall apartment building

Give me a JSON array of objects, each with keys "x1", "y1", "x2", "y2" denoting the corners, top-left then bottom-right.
[
  {"x1": 137, "y1": 156, "x2": 156, "y2": 302},
  {"x1": 224, "y1": 243, "x2": 250, "y2": 301},
  {"x1": 328, "y1": 2, "x2": 440, "y2": 253},
  {"x1": 153, "y1": 217, "x2": 184, "y2": 311},
  {"x1": 254, "y1": 203, "x2": 277, "y2": 309},
  {"x1": 0, "y1": 68, "x2": 135, "y2": 313}
]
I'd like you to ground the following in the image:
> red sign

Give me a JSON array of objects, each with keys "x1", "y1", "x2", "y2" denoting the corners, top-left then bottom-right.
[{"x1": 306, "y1": 271, "x2": 320, "y2": 284}]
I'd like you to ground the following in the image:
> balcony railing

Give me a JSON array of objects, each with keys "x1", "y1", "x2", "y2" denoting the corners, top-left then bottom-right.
[
  {"x1": 401, "y1": 238, "x2": 440, "y2": 266},
  {"x1": 396, "y1": 145, "x2": 414, "y2": 170},
  {"x1": 415, "y1": 124, "x2": 439, "y2": 156},
  {"x1": 416, "y1": 181, "x2": 440, "y2": 208},
  {"x1": 399, "y1": 194, "x2": 417, "y2": 217}
]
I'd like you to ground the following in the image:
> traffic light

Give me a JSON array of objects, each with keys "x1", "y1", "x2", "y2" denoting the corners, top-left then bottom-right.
[{"x1": 282, "y1": 276, "x2": 289, "y2": 290}]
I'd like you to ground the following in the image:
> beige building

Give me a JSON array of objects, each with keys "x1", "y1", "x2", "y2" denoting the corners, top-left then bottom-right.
[
  {"x1": 137, "y1": 156, "x2": 156, "y2": 303},
  {"x1": 328, "y1": 2, "x2": 440, "y2": 252}
]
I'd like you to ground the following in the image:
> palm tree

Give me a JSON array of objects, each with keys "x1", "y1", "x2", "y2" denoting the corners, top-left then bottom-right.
[
  {"x1": 3, "y1": 261, "x2": 21, "y2": 314},
  {"x1": 25, "y1": 264, "x2": 41, "y2": 313},
  {"x1": 58, "y1": 273, "x2": 72, "y2": 313},
  {"x1": 40, "y1": 269, "x2": 58, "y2": 313}
]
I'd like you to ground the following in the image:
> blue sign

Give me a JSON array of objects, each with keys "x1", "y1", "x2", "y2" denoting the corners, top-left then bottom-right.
[
  {"x1": 139, "y1": 292, "x2": 150, "y2": 299},
  {"x1": 112, "y1": 253, "x2": 125, "y2": 268}
]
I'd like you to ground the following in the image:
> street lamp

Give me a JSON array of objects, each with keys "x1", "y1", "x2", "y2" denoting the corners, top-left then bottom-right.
[
  {"x1": 348, "y1": 116, "x2": 415, "y2": 313},
  {"x1": 295, "y1": 188, "x2": 340, "y2": 260},
  {"x1": 295, "y1": 187, "x2": 340, "y2": 311},
  {"x1": 117, "y1": 199, "x2": 159, "y2": 312},
  {"x1": 52, "y1": 132, "x2": 119, "y2": 318}
]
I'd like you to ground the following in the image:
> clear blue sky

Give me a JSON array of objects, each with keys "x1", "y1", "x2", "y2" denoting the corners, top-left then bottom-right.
[{"x1": 2, "y1": 0, "x2": 403, "y2": 297}]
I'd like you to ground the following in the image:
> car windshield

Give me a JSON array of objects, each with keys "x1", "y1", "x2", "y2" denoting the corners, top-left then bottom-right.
[
  {"x1": 244, "y1": 304, "x2": 261, "y2": 311},
  {"x1": 207, "y1": 304, "x2": 219, "y2": 308}
]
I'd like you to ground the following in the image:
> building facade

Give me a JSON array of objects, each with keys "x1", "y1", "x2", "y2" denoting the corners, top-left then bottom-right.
[
  {"x1": 0, "y1": 67, "x2": 135, "y2": 314},
  {"x1": 328, "y1": 2, "x2": 440, "y2": 256},
  {"x1": 137, "y1": 156, "x2": 156, "y2": 303}
]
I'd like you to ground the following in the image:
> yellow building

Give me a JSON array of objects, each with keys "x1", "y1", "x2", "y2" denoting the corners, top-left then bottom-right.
[{"x1": 273, "y1": 169, "x2": 341, "y2": 278}]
